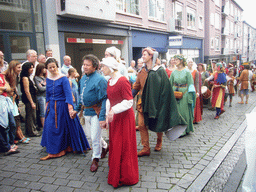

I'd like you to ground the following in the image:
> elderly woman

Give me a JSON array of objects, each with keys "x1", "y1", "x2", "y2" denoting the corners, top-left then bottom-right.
[
  {"x1": 170, "y1": 55, "x2": 196, "y2": 136},
  {"x1": 20, "y1": 62, "x2": 40, "y2": 137},
  {"x1": 101, "y1": 57, "x2": 139, "y2": 188}
]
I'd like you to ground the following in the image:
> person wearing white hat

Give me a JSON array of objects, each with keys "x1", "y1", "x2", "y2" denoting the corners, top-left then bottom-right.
[
  {"x1": 101, "y1": 57, "x2": 139, "y2": 188},
  {"x1": 105, "y1": 46, "x2": 128, "y2": 79}
]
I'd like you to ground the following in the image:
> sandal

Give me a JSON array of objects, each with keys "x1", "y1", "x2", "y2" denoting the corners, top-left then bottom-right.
[
  {"x1": 238, "y1": 102, "x2": 244, "y2": 104},
  {"x1": 11, "y1": 144, "x2": 18, "y2": 150},
  {"x1": 4, "y1": 149, "x2": 20, "y2": 156},
  {"x1": 19, "y1": 138, "x2": 30, "y2": 144}
]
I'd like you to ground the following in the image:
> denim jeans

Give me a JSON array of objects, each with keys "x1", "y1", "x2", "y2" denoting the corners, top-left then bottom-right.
[
  {"x1": 37, "y1": 96, "x2": 46, "y2": 117},
  {"x1": 0, "y1": 112, "x2": 16, "y2": 152},
  {"x1": 83, "y1": 115, "x2": 107, "y2": 160}
]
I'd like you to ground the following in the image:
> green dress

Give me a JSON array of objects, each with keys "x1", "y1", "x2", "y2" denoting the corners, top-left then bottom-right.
[{"x1": 170, "y1": 68, "x2": 196, "y2": 135}]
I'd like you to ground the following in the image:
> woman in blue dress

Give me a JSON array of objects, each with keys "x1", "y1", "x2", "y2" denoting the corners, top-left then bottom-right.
[{"x1": 40, "y1": 58, "x2": 90, "y2": 160}]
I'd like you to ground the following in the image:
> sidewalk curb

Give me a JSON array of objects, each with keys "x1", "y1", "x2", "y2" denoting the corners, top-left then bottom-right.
[{"x1": 186, "y1": 109, "x2": 250, "y2": 192}]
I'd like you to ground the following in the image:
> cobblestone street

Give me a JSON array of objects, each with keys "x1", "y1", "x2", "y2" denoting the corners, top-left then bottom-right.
[{"x1": 0, "y1": 92, "x2": 255, "y2": 192}]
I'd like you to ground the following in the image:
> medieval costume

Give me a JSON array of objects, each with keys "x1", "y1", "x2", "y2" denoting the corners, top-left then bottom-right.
[
  {"x1": 132, "y1": 64, "x2": 163, "y2": 156},
  {"x1": 206, "y1": 63, "x2": 227, "y2": 119},
  {"x1": 190, "y1": 69, "x2": 202, "y2": 123},
  {"x1": 101, "y1": 57, "x2": 139, "y2": 188},
  {"x1": 170, "y1": 68, "x2": 196, "y2": 135},
  {"x1": 41, "y1": 75, "x2": 90, "y2": 159}
]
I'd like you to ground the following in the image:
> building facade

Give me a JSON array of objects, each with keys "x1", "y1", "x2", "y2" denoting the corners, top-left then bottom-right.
[{"x1": 1, "y1": 0, "x2": 255, "y2": 70}]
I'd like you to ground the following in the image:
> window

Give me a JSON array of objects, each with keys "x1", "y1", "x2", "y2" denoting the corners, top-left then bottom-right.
[
  {"x1": 174, "y1": 2, "x2": 183, "y2": 25},
  {"x1": 230, "y1": 39, "x2": 233, "y2": 51},
  {"x1": 230, "y1": 3, "x2": 233, "y2": 16},
  {"x1": 116, "y1": 0, "x2": 140, "y2": 15},
  {"x1": 215, "y1": 0, "x2": 220, "y2": 7},
  {"x1": 230, "y1": 22, "x2": 233, "y2": 34},
  {"x1": 215, "y1": 13, "x2": 220, "y2": 29},
  {"x1": 215, "y1": 37, "x2": 220, "y2": 50},
  {"x1": 149, "y1": 0, "x2": 165, "y2": 21},
  {"x1": 0, "y1": 1, "x2": 32, "y2": 31},
  {"x1": 199, "y1": 15, "x2": 203, "y2": 29},
  {"x1": 187, "y1": 7, "x2": 196, "y2": 29},
  {"x1": 210, "y1": 13, "x2": 214, "y2": 26},
  {"x1": 211, "y1": 38, "x2": 214, "y2": 49}
]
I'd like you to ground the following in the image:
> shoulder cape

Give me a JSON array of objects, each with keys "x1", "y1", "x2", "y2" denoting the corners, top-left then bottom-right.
[{"x1": 142, "y1": 67, "x2": 187, "y2": 132}]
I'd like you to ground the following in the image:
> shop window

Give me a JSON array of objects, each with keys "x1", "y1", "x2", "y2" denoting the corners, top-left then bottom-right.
[
  {"x1": 187, "y1": 7, "x2": 196, "y2": 29},
  {"x1": 149, "y1": 0, "x2": 165, "y2": 21},
  {"x1": 116, "y1": 0, "x2": 140, "y2": 15}
]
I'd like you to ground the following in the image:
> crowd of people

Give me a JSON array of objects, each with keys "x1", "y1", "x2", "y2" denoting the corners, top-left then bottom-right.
[{"x1": 0, "y1": 47, "x2": 255, "y2": 188}]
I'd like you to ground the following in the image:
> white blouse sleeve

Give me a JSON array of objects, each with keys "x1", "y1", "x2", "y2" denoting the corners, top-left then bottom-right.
[
  {"x1": 106, "y1": 99, "x2": 110, "y2": 116},
  {"x1": 206, "y1": 74, "x2": 214, "y2": 81},
  {"x1": 111, "y1": 99, "x2": 133, "y2": 114}
]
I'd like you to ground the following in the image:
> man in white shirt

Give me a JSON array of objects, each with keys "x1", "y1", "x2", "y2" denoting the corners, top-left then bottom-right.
[
  {"x1": 61, "y1": 55, "x2": 73, "y2": 76},
  {"x1": 22, "y1": 49, "x2": 38, "y2": 80}
]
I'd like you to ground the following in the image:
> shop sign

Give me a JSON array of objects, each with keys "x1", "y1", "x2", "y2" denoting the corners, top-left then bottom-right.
[{"x1": 169, "y1": 36, "x2": 183, "y2": 46}]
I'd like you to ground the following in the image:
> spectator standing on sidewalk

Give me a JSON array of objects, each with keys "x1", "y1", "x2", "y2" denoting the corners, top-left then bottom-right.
[
  {"x1": 3, "y1": 60, "x2": 30, "y2": 144},
  {"x1": 0, "y1": 73, "x2": 20, "y2": 155},
  {"x1": 61, "y1": 55, "x2": 73, "y2": 76},
  {"x1": 101, "y1": 57, "x2": 139, "y2": 188},
  {"x1": 38, "y1": 54, "x2": 46, "y2": 65},
  {"x1": 20, "y1": 62, "x2": 41, "y2": 137},
  {"x1": 0, "y1": 51, "x2": 8, "y2": 73},
  {"x1": 34, "y1": 64, "x2": 47, "y2": 128}
]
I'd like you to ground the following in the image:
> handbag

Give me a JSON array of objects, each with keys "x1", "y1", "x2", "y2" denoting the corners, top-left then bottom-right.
[{"x1": 174, "y1": 91, "x2": 183, "y2": 99}]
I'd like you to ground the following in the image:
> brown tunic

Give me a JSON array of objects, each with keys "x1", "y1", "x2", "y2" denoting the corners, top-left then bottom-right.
[
  {"x1": 239, "y1": 69, "x2": 249, "y2": 90},
  {"x1": 132, "y1": 67, "x2": 148, "y2": 112}
]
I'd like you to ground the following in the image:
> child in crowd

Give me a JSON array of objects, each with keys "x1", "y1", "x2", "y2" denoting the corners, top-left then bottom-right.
[
  {"x1": 225, "y1": 69, "x2": 236, "y2": 107},
  {"x1": 68, "y1": 68, "x2": 79, "y2": 108}
]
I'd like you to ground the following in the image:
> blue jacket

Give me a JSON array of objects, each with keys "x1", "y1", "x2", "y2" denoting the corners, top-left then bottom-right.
[{"x1": 75, "y1": 71, "x2": 107, "y2": 121}]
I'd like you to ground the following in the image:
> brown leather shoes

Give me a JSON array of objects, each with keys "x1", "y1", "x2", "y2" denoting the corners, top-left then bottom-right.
[
  {"x1": 101, "y1": 145, "x2": 109, "y2": 159},
  {"x1": 137, "y1": 149, "x2": 150, "y2": 157},
  {"x1": 90, "y1": 158, "x2": 99, "y2": 172},
  {"x1": 154, "y1": 138, "x2": 162, "y2": 151}
]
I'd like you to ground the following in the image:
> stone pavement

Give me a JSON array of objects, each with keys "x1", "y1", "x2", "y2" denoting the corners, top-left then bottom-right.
[{"x1": 0, "y1": 92, "x2": 255, "y2": 192}]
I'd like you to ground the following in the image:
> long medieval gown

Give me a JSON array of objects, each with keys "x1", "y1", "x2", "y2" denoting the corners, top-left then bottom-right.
[
  {"x1": 41, "y1": 76, "x2": 90, "y2": 155},
  {"x1": 211, "y1": 72, "x2": 226, "y2": 111},
  {"x1": 107, "y1": 76, "x2": 139, "y2": 188},
  {"x1": 191, "y1": 69, "x2": 202, "y2": 123},
  {"x1": 170, "y1": 68, "x2": 196, "y2": 135}
]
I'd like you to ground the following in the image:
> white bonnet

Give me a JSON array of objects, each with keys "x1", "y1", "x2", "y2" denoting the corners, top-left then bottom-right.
[{"x1": 101, "y1": 57, "x2": 119, "y2": 73}]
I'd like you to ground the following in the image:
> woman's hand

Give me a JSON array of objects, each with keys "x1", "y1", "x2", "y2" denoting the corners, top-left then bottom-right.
[
  {"x1": 31, "y1": 102, "x2": 36, "y2": 109},
  {"x1": 107, "y1": 109, "x2": 114, "y2": 123}
]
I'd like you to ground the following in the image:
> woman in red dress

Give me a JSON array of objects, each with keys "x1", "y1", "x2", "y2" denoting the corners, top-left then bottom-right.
[
  {"x1": 187, "y1": 60, "x2": 202, "y2": 123},
  {"x1": 101, "y1": 57, "x2": 139, "y2": 188}
]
